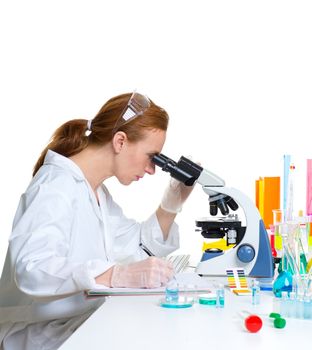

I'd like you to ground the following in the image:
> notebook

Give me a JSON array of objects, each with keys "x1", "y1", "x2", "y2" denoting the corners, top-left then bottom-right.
[{"x1": 86, "y1": 272, "x2": 211, "y2": 297}]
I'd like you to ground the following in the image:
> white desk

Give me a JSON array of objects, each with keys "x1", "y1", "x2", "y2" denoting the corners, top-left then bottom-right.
[{"x1": 59, "y1": 280, "x2": 311, "y2": 350}]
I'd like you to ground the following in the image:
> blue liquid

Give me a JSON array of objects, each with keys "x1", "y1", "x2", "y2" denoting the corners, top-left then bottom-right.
[
  {"x1": 216, "y1": 289, "x2": 225, "y2": 308},
  {"x1": 160, "y1": 297, "x2": 193, "y2": 308},
  {"x1": 273, "y1": 271, "x2": 293, "y2": 298},
  {"x1": 199, "y1": 296, "x2": 216, "y2": 306},
  {"x1": 165, "y1": 287, "x2": 179, "y2": 302},
  {"x1": 252, "y1": 286, "x2": 260, "y2": 305}
]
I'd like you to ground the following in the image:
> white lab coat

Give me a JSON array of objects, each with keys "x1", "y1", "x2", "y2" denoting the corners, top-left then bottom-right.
[{"x1": 0, "y1": 150, "x2": 179, "y2": 349}]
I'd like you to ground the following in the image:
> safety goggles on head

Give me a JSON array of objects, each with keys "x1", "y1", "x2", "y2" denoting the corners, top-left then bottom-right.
[{"x1": 113, "y1": 91, "x2": 151, "y2": 133}]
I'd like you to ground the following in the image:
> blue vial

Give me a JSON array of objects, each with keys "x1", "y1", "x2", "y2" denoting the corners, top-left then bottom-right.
[
  {"x1": 303, "y1": 295, "x2": 311, "y2": 320},
  {"x1": 289, "y1": 291, "x2": 296, "y2": 318},
  {"x1": 291, "y1": 274, "x2": 298, "y2": 298},
  {"x1": 165, "y1": 278, "x2": 179, "y2": 302},
  {"x1": 251, "y1": 279, "x2": 260, "y2": 305},
  {"x1": 216, "y1": 283, "x2": 225, "y2": 308},
  {"x1": 297, "y1": 293, "x2": 304, "y2": 319},
  {"x1": 280, "y1": 291, "x2": 289, "y2": 317}
]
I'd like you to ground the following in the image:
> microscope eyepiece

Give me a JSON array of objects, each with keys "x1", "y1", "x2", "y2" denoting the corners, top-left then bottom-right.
[
  {"x1": 152, "y1": 153, "x2": 203, "y2": 186},
  {"x1": 151, "y1": 154, "x2": 175, "y2": 169}
]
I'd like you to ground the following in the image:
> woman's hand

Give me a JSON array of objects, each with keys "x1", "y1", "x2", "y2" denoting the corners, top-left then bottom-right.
[
  {"x1": 109, "y1": 257, "x2": 174, "y2": 288},
  {"x1": 160, "y1": 178, "x2": 195, "y2": 214}
]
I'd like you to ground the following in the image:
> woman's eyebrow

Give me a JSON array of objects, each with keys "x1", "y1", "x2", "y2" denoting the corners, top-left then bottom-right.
[{"x1": 147, "y1": 151, "x2": 159, "y2": 157}]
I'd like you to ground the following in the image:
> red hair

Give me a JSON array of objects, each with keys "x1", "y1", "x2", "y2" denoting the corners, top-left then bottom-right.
[{"x1": 33, "y1": 93, "x2": 169, "y2": 176}]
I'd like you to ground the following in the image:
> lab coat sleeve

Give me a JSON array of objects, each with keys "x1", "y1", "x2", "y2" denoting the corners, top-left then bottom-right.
[
  {"x1": 140, "y1": 213, "x2": 180, "y2": 257},
  {"x1": 104, "y1": 187, "x2": 180, "y2": 261},
  {"x1": 11, "y1": 183, "x2": 112, "y2": 299}
]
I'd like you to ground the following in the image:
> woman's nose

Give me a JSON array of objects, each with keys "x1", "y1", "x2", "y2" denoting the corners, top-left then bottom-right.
[{"x1": 145, "y1": 162, "x2": 155, "y2": 175}]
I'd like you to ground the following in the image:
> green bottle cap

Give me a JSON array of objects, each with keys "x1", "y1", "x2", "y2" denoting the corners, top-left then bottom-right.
[
  {"x1": 274, "y1": 317, "x2": 286, "y2": 329},
  {"x1": 269, "y1": 312, "x2": 281, "y2": 319}
]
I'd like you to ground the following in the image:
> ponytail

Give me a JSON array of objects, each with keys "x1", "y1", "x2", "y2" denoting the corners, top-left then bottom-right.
[{"x1": 33, "y1": 119, "x2": 89, "y2": 176}]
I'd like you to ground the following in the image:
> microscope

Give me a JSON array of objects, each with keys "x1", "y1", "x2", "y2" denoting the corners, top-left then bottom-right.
[{"x1": 152, "y1": 154, "x2": 274, "y2": 278}]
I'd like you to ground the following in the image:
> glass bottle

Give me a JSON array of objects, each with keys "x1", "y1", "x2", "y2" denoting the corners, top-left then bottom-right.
[
  {"x1": 216, "y1": 283, "x2": 225, "y2": 308},
  {"x1": 165, "y1": 278, "x2": 179, "y2": 302},
  {"x1": 251, "y1": 279, "x2": 260, "y2": 305}
]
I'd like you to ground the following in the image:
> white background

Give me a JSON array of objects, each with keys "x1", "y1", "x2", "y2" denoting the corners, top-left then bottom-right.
[{"x1": 1, "y1": 0, "x2": 312, "y2": 270}]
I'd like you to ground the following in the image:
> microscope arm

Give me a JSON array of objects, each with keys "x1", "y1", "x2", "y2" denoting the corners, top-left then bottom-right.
[{"x1": 197, "y1": 168, "x2": 225, "y2": 188}]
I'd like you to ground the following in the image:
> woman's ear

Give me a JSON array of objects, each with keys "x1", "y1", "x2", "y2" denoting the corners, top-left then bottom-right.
[{"x1": 112, "y1": 131, "x2": 128, "y2": 153}]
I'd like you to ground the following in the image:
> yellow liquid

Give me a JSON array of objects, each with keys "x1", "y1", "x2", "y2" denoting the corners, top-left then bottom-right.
[
  {"x1": 275, "y1": 235, "x2": 283, "y2": 251},
  {"x1": 307, "y1": 258, "x2": 312, "y2": 273}
]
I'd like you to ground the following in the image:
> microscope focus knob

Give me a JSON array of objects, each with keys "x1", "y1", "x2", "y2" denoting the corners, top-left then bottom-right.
[{"x1": 237, "y1": 244, "x2": 255, "y2": 263}]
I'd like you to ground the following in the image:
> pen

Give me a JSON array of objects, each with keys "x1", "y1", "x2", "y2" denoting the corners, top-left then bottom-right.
[{"x1": 139, "y1": 243, "x2": 155, "y2": 257}]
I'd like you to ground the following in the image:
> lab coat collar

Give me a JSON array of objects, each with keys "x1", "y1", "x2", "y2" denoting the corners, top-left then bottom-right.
[
  {"x1": 44, "y1": 150, "x2": 104, "y2": 222},
  {"x1": 44, "y1": 150, "x2": 86, "y2": 181}
]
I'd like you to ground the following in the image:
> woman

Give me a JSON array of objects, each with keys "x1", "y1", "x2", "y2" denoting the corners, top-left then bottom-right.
[{"x1": 0, "y1": 92, "x2": 193, "y2": 349}]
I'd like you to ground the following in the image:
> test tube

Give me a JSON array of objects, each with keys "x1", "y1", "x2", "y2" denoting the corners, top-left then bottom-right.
[
  {"x1": 306, "y1": 159, "x2": 312, "y2": 217},
  {"x1": 273, "y1": 209, "x2": 283, "y2": 253},
  {"x1": 292, "y1": 274, "x2": 298, "y2": 297},
  {"x1": 251, "y1": 279, "x2": 260, "y2": 305},
  {"x1": 269, "y1": 224, "x2": 278, "y2": 258},
  {"x1": 303, "y1": 295, "x2": 311, "y2": 320},
  {"x1": 289, "y1": 292, "x2": 296, "y2": 318},
  {"x1": 280, "y1": 291, "x2": 289, "y2": 317},
  {"x1": 285, "y1": 164, "x2": 295, "y2": 222},
  {"x1": 297, "y1": 292, "x2": 304, "y2": 319},
  {"x1": 308, "y1": 215, "x2": 312, "y2": 252},
  {"x1": 216, "y1": 283, "x2": 225, "y2": 308},
  {"x1": 283, "y1": 154, "x2": 291, "y2": 219}
]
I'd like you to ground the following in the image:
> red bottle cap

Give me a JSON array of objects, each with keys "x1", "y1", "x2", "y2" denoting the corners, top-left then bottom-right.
[{"x1": 245, "y1": 314, "x2": 263, "y2": 333}]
